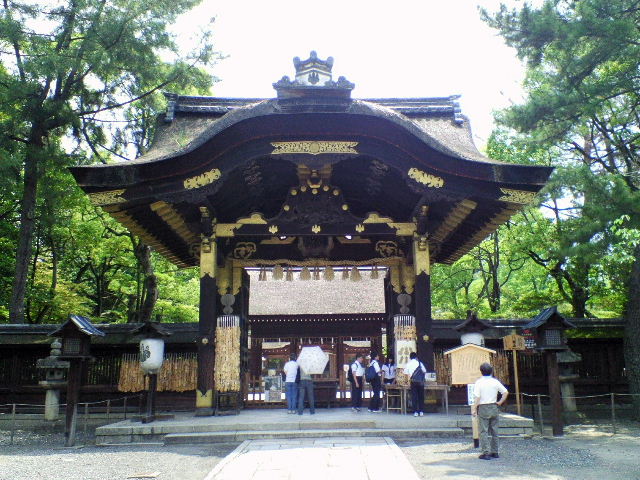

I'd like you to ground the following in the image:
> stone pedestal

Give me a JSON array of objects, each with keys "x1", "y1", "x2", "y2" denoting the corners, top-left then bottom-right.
[
  {"x1": 44, "y1": 388, "x2": 61, "y2": 421},
  {"x1": 559, "y1": 376, "x2": 578, "y2": 412}
]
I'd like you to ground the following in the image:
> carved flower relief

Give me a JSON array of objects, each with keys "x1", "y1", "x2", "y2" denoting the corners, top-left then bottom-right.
[
  {"x1": 407, "y1": 168, "x2": 445, "y2": 188},
  {"x1": 376, "y1": 241, "x2": 399, "y2": 257},
  {"x1": 183, "y1": 168, "x2": 222, "y2": 190},
  {"x1": 232, "y1": 242, "x2": 257, "y2": 259}
]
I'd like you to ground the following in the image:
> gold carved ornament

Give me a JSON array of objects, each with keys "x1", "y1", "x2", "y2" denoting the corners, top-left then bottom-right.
[
  {"x1": 412, "y1": 234, "x2": 430, "y2": 276},
  {"x1": 216, "y1": 260, "x2": 232, "y2": 295},
  {"x1": 199, "y1": 236, "x2": 217, "y2": 279},
  {"x1": 375, "y1": 241, "x2": 399, "y2": 258},
  {"x1": 232, "y1": 242, "x2": 257, "y2": 259},
  {"x1": 407, "y1": 168, "x2": 445, "y2": 188},
  {"x1": 401, "y1": 262, "x2": 415, "y2": 294},
  {"x1": 183, "y1": 168, "x2": 221, "y2": 190},
  {"x1": 271, "y1": 141, "x2": 358, "y2": 155},
  {"x1": 362, "y1": 212, "x2": 415, "y2": 236},
  {"x1": 88, "y1": 189, "x2": 126, "y2": 206},
  {"x1": 499, "y1": 188, "x2": 537, "y2": 204}
]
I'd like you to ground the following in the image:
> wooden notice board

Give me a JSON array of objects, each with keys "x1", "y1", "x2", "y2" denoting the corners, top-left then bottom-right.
[{"x1": 444, "y1": 344, "x2": 496, "y2": 385}]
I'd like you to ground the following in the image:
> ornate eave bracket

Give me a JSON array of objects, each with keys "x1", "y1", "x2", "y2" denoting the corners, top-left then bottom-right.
[{"x1": 498, "y1": 188, "x2": 538, "y2": 205}]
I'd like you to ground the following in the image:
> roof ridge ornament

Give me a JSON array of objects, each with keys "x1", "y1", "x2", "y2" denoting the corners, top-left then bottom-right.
[{"x1": 273, "y1": 51, "x2": 354, "y2": 106}]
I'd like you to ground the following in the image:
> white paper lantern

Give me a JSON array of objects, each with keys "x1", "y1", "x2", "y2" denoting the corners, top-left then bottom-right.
[
  {"x1": 461, "y1": 332, "x2": 485, "y2": 347},
  {"x1": 139, "y1": 338, "x2": 165, "y2": 374}
]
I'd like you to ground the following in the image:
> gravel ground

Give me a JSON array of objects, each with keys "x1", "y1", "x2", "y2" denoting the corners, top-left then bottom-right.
[
  {"x1": 0, "y1": 431, "x2": 237, "y2": 480},
  {"x1": 399, "y1": 425, "x2": 640, "y2": 480},
  {"x1": 2, "y1": 425, "x2": 640, "y2": 480}
]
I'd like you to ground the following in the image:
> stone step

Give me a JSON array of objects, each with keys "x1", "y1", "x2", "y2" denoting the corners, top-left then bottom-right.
[{"x1": 163, "y1": 427, "x2": 465, "y2": 444}]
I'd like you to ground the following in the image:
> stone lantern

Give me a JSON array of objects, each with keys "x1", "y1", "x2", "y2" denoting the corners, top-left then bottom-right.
[{"x1": 36, "y1": 338, "x2": 69, "y2": 421}]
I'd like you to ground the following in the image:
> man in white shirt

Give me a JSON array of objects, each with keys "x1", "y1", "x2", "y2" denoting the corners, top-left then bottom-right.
[
  {"x1": 350, "y1": 354, "x2": 365, "y2": 412},
  {"x1": 367, "y1": 352, "x2": 382, "y2": 413},
  {"x1": 404, "y1": 352, "x2": 427, "y2": 416},
  {"x1": 472, "y1": 362, "x2": 509, "y2": 460},
  {"x1": 283, "y1": 354, "x2": 299, "y2": 414}
]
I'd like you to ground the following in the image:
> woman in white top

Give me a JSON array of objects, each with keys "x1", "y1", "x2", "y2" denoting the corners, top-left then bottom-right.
[{"x1": 382, "y1": 357, "x2": 396, "y2": 385}]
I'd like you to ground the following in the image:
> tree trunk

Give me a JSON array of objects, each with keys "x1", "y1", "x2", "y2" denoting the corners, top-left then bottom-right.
[
  {"x1": 9, "y1": 143, "x2": 41, "y2": 324},
  {"x1": 134, "y1": 241, "x2": 158, "y2": 323},
  {"x1": 623, "y1": 243, "x2": 640, "y2": 419}
]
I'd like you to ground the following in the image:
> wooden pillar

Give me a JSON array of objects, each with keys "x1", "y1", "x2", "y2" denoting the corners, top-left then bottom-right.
[
  {"x1": 413, "y1": 234, "x2": 433, "y2": 370},
  {"x1": 250, "y1": 338, "x2": 263, "y2": 377},
  {"x1": 196, "y1": 234, "x2": 217, "y2": 416},
  {"x1": 384, "y1": 276, "x2": 396, "y2": 358},
  {"x1": 546, "y1": 351, "x2": 564, "y2": 436}
]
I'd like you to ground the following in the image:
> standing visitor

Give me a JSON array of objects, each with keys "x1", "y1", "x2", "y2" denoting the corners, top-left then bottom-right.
[
  {"x1": 382, "y1": 357, "x2": 396, "y2": 385},
  {"x1": 283, "y1": 354, "x2": 299, "y2": 414},
  {"x1": 297, "y1": 365, "x2": 315, "y2": 415},
  {"x1": 405, "y1": 352, "x2": 426, "y2": 416},
  {"x1": 472, "y1": 362, "x2": 509, "y2": 460},
  {"x1": 367, "y1": 352, "x2": 382, "y2": 413},
  {"x1": 350, "y1": 354, "x2": 365, "y2": 412},
  {"x1": 382, "y1": 356, "x2": 397, "y2": 409}
]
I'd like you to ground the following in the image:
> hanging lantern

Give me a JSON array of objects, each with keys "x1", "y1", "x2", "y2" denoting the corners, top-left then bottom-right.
[
  {"x1": 323, "y1": 266, "x2": 335, "y2": 281},
  {"x1": 258, "y1": 267, "x2": 267, "y2": 281},
  {"x1": 370, "y1": 265, "x2": 379, "y2": 279},
  {"x1": 300, "y1": 266, "x2": 311, "y2": 281},
  {"x1": 285, "y1": 267, "x2": 293, "y2": 281},
  {"x1": 342, "y1": 267, "x2": 350, "y2": 280},
  {"x1": 350, "y1": 266, "x2": 361, "y2": 282},
  {"x1": 272, "y1": 264, "x2": 284, "y2": 281}
]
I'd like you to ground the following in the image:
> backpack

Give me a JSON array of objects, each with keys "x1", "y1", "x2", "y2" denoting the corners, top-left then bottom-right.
[
  {"x1": 410, "y1": 362, "x2": 426, "y2": 385},
  {"x1": 365, "y1": 363, "x2": 377, "y2": 383},
  {"x1": 347, "y1": 363, "x2": 356, "y2": 383}
]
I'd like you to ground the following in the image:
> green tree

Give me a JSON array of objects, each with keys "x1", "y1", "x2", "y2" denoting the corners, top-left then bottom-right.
[
  {"x1": 0, "y1": 0, "x2": 216, "y2": 323},
  {"x1": 482, "y1": 0, "x2": 640, "y2": 416}
]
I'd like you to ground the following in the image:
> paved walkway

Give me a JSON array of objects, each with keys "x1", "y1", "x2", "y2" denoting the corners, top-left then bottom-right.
[{"x1": 204, "y1": 436, "x2": 420, "y2": 480}]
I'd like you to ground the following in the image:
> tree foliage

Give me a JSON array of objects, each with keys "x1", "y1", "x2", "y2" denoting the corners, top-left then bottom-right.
[
  {"x1": 482, "y1": 0, "x2": 640, "y2": 416},
  {"x1": 0, "y1": 0, "x2": 216, "y2": 323}
]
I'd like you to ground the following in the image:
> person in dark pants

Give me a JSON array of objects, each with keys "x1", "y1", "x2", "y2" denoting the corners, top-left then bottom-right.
[
  {"x1": 368, "y1": 352, "x2": 382, "y2": 412},
  {"x1": 405, "y1": 351, "x2": 426, "y2": 416},
  {"x1": 472, "y1": 362, "x2": 509, "y2": 460},
  {"x1": 297, "y1": 366, "x2": 315, "y2": 415},
  {"x1": 350, "y1": 354, "x2": 365, "y2": 412}
]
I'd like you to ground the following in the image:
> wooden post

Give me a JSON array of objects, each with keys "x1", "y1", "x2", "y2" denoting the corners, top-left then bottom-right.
[
  {"x1": 336, "y1": 338, "x2": 344, "y2": 394},
  {"x1": 64, "y1": 359, "x2": 82, "y2": 447},
  {"x1": 142, "y1": 373, "x2": 158, "y2": 423},
  {"x1": 196, "y1": 233, "x2": 217, "y2": 416},
  {"x1": 513, "y1": 351, "x2": 522, "y2": 416},
  {"x1": 472, "y1": 414, "x2": 480, "y2": 448},
  {"x1": 503, "y1": 334, "x2": 525, "y2": 416},
  {"x1": 545, "y1": 351, "x2": 564, "y2": 436}
]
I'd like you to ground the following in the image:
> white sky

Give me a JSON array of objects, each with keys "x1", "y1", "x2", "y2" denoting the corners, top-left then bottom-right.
[{"x1": 175, "y1": 0, "x2": 526, "y2": 147}]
